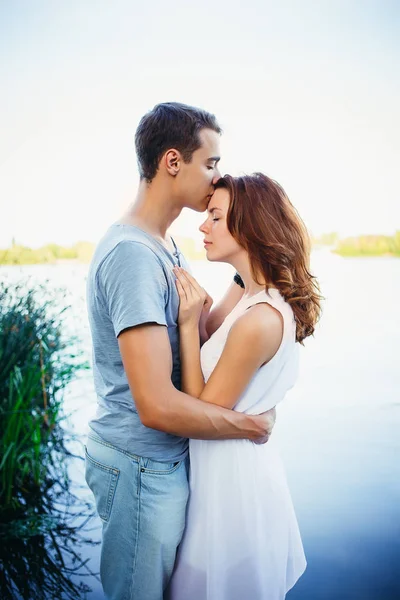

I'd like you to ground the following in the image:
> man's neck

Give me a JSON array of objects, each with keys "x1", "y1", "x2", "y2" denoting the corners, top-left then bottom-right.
[{"x1": 119, "y1": 178, "x2": 182, "y2": 242}]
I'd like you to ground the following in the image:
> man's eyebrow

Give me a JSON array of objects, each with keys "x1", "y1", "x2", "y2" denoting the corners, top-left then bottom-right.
[{"x1": 207, "y1": 156, "x2": 220, "y2": 163}]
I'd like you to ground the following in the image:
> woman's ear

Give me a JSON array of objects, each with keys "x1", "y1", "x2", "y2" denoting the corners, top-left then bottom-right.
[{"x1": 165, "y1": 149, "x2": 181, "y2": 176}]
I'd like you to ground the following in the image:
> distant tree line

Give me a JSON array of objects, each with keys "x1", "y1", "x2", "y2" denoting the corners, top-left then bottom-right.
[
  {"x1": 312, "y1": 231, "x2": 400, "y2": 257},
  {"x1": 333, "y1": 232, "x2": 400, "y2": 257},
  {"x1": 1, "y1": 232, "x2": 400, "y2": 265},
  {"x1": 0, "y1": 241, "x2": 94, "y2": 265}
]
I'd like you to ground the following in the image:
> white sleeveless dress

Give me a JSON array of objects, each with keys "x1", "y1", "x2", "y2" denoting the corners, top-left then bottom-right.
[{"x1": 167, "y1": 289, "x2": 306, "y2": 600}]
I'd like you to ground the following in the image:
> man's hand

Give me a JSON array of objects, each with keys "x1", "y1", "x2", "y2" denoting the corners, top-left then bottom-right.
[{"x1": 253, "y1": 407, "x2": 276, "y2": 445}]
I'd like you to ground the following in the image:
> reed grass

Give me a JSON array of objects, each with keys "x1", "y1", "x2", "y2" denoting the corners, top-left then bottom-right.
[{"x1": 0, "y1": 279, "x2": 98, "y2": 599}]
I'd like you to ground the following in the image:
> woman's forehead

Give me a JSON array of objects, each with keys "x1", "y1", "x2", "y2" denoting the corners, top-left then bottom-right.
[{"x1": 207, "y1": 188, "x2": 230, "y2": 212}]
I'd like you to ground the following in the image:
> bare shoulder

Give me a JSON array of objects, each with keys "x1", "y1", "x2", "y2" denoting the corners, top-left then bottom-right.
[
  {"x1": 228, "y1": 301, "x2": 283, "y2": 361},
  {"x1": 200, "y1": 299, "x2": 285, "y2": 408},
  {"x1": 234, "y1": 301, "x2": 283, "y2": 336}
]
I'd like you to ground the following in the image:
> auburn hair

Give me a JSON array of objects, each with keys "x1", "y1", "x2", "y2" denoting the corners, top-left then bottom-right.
[{"x1": 215, "y1": 173, "x2": 321, "y2": 343}]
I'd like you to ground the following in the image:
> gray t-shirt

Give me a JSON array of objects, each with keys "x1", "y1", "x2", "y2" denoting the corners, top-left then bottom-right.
[{"x1": 86, "y1": 223, "x2": 189, "y2": 462}]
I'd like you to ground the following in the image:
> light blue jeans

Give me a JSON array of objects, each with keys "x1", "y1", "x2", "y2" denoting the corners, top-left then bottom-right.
[{"x1": 85, "y1": 431, "x2": 189, "y2": 600}]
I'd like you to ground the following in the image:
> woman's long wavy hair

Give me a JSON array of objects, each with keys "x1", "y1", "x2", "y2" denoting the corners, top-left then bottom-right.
[{"x1": 215, "y1": 173, "x2": 322, "y2": 343}]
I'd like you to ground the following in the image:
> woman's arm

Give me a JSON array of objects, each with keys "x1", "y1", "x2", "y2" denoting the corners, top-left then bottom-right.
[
  {"x1": 174, "y1": 267, "x2": 283, "y2": 409},
  {"x1": 199, "y1": 304, "x2": 282, "y2": 408}
]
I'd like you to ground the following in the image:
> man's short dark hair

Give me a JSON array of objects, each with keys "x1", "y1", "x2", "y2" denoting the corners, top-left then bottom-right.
[{"x1": 135, "y1": 102, "x2": 222, "y2": 183}]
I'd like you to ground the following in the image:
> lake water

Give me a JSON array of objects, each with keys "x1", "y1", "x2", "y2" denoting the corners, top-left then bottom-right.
[{"x1": 1, "y1": 252, "x2": 399, "y2": 600}]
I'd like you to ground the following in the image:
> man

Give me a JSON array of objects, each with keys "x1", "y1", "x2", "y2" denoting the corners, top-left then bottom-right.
[{"x1": 85, "y1": 102, "x2": 275, "y2": 600}]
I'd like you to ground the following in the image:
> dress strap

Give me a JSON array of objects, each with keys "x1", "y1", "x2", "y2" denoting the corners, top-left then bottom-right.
[
  {"x1": 244, "y1": 289, "x2": 282, "y2": 310},
  {"x1": 244, "y1": 288, "x2": 287, "y2": 333}
]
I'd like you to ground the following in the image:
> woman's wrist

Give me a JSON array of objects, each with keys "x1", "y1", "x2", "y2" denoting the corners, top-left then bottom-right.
[{"x1": 179, "y1": 321, "x2": 200, "y2": 334}]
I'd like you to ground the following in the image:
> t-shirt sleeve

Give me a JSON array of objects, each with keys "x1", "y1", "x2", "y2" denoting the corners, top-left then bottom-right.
[{"x1": 97, "y1": 241, "x2": 168, "y2": 337}]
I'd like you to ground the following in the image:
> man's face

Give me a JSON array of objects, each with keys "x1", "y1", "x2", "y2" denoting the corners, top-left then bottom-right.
[{"x1": 176, "y1": 128, "x2": 221, "y2": 212}]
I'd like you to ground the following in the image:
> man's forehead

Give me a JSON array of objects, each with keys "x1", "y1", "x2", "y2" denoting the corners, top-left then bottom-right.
[{"x1": 199, "y1": 128, "x2": 221, "y2": 154}]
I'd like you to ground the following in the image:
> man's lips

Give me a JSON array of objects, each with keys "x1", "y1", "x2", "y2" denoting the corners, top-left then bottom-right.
[{"x1": 204, "y1": 241, "x2": 212, "y2": 246}]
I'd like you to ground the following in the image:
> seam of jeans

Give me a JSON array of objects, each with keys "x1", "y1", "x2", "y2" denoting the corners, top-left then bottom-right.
[
  {"x1": 129, "y1": 461, "x2": 142, "y2": 599},
  {"x1": 105, "y1": 471, "x2": 119, "y2": 520}
]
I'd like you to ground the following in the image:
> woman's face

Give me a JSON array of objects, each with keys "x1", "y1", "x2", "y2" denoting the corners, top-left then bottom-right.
[{"x1": 199, "y1": 188, "x2": 242, "y2": 263}]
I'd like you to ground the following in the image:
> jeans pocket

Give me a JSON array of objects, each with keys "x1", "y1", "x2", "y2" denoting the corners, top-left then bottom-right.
[
  {"x1": 84, "y1": 446, "x2": 120, "y2": 522},
  {"x1": 142, "y1": 458, "x2": 182, "y2": 475}
]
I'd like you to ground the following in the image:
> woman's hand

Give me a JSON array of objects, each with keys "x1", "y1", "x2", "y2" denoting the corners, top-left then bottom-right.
[
  {"x1": 199, "y1": 288, "x2": 213, "y2": 344},
  {"x1": 173, "y1": 267, "x2": 210, "y2": 328}
]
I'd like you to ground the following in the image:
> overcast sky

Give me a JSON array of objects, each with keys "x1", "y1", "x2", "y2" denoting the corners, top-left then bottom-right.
[{"x1": 1, "y1": 0, "x2": 399, "y2": 248}]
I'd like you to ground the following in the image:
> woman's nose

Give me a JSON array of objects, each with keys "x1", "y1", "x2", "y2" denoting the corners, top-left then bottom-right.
[{"x1": 199, "y1": 220, "x2": 208, "y2": 233}]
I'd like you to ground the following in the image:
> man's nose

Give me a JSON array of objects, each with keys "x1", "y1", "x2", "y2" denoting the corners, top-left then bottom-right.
[{"x1": 212, "y1": 169, "x2": 221, "y2": 185}]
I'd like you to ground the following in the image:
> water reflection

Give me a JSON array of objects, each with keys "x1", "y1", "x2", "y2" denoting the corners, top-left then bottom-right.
[{"x1": 1, "y1": 254, "x2": 399, "y2": 599}]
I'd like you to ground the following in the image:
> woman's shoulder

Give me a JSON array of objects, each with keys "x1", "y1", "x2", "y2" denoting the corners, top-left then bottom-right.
[
  {"x1": 248, "y1": 288, "x2": 294, "y2": 324},
  {"x1": 228, "y1": 300, "x2": 283, "y2": 355}
]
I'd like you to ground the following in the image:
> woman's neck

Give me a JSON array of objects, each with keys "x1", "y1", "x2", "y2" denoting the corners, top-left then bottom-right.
[{"x1": 231, "y1": 255, "x2": 268, "y2": 297}]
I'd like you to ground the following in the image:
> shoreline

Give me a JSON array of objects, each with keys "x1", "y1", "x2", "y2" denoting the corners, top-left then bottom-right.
[{"x1": 1, "y1": 252, "x2": 400, "y2": 266}]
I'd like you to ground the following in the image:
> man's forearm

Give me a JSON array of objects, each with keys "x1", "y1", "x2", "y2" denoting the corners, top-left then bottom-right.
[
  {"x1": 118, "y1": 322, "x2": 271, "y2": 443},
  {"x1": 144, "y1": 388, "x2": 264, "y2": 441}
]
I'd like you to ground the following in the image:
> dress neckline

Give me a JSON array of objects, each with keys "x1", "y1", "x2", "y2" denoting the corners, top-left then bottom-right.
[{"x1": 241, "y1": 288, "x2": 279, "y2": 303}]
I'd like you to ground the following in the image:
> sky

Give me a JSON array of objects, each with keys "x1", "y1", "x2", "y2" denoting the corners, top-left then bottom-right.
[{"x1": 1, "y1": 0, "x2": 399, "y2": 248}]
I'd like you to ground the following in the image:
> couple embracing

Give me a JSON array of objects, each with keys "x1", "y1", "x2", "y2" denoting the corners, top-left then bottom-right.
[{"x1": 85, "y1": 102, "x2": 321, "y2": 600}]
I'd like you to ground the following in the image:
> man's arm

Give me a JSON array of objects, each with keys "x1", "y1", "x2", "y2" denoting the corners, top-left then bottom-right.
[
  {"x1": 118, "y1": 323, "x2": 272, "y2": 442},
  {"x1": 205, "y1": 279, "x2": 245, "y2": 338}
]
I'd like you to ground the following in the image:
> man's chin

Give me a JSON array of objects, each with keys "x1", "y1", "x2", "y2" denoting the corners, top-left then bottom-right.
[
  {"x1": 202, "y1": 195, "x2": 213, "y2": 210},
  {"x1": 191, "y1": 201, "x2": 209, "y2": 213}
]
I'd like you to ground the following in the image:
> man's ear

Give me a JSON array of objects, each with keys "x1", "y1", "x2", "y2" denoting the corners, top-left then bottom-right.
[{"x1": 165, "y1": 149, "x2": 181, "y2": 176}]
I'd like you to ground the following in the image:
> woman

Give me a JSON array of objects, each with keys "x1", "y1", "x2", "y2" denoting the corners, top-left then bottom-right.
[{"x1": 166, "y1": 173, "x2": 321, "y2": 600}]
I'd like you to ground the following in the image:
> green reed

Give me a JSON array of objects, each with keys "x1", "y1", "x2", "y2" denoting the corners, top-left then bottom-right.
[{"x1": 0, "y1": 279, "x2": 98, "y2": 599}]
